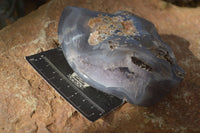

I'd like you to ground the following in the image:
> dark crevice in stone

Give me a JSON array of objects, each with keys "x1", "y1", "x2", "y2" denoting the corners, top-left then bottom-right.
[
  {"x1": 119, "y1": 67, "x2": 134, "y2": 74},
  {"x1": 34, "y1": 122, "x2": 39, "y2": 133},
  {"x1": 163, "y1": 0, "x2": 200, "y2": 7},
  {"x1": 30, "y1": 110, "x2": 36, "y2": 118},
  {"x1": 46, "y1": 122, "x2": 54, "y2": 133},
  {"x1": 131, "y1": 56, "x2": 152, "y2": 71},
  {"x1": 157, "y1": 49, "x2": 173, "y2": 65},
  {"x1": 53, "y1": 39, "x2": 60, "y2": 47}
]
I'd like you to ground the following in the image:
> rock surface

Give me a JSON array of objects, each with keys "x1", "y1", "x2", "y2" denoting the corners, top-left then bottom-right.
[{"x1": 0, "y1": 0, "x2": 200, "y2": 132}]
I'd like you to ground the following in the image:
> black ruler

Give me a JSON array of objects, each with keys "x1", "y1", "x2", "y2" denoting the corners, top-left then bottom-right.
[{"x1": 26, "y1": 47, "x2": 124, "y2": 122}]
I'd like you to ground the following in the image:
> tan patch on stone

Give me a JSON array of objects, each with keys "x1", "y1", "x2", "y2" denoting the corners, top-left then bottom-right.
[{"x1": 88, "y1": 15, "x2": 136, "y2": 46}]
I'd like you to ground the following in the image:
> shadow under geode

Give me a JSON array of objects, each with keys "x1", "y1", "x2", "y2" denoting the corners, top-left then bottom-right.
[
  {"x1": 145, "y1": 34, "x2": 200, "y2": 128},
  {"x1": 94, "y1": 34, "x2": 200, "y2": 132}
]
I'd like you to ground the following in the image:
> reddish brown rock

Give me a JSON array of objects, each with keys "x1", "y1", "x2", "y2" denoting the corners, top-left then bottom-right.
[{"x1": 0, "y1": 0, "x2": 200, "y2": 132}]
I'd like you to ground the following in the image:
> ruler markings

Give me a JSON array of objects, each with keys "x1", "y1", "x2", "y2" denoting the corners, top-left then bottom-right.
[{"x1": 26, "y1": 48, "x2": 124, "y2": 121}]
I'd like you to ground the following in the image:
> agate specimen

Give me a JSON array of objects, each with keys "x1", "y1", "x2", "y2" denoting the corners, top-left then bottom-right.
[{"x1": 58, "y1": 6, "x2": 185, "y2": 106}]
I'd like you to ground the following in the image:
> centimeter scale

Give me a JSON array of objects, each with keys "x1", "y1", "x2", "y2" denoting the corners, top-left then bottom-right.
[{"x1": 26, "y1": 47, "x2": 124, "y2": 122}]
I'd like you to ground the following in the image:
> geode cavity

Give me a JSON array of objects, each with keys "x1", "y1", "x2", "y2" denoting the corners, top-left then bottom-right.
[{"x1": 58, "y1": 6, "x2": 185, "y2": 106}]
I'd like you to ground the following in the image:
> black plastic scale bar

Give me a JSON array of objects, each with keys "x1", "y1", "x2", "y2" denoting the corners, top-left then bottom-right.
[{"x1": 26, "y1": 47, "x2": 124, "y2": 122}]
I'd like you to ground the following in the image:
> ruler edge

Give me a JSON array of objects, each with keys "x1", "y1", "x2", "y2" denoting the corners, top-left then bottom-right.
[
  {"x1": 25, "y1": 48, "x2": 124, "y2": 122},
  {"x1": 25, "y1": 54, "x2": 100, "y2": 122}
]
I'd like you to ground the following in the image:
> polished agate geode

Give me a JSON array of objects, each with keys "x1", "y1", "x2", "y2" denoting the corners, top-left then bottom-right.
[{"x1": 58, "y1": 6, "x2": 185, "y2": 106}]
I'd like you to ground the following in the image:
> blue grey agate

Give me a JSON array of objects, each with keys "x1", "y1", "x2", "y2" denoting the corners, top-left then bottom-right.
[{"x1": 58, "y1": 6, "x2": 185, "y2": 106}]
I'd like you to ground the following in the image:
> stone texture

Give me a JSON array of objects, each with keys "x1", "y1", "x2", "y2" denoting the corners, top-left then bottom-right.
[{"x1": 0, "y1": 0, "x2": 200, "y2": 132}]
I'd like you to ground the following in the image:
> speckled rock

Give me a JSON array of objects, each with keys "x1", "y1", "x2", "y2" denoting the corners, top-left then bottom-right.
[{"x1": 0, "y1": 0, "x2": 200, "y2": 133}]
